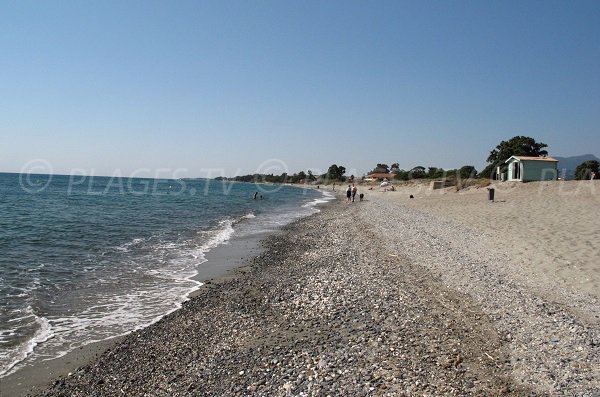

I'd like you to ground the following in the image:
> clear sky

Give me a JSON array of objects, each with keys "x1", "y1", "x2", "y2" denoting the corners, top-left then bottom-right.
[{"x1": 1, "y1": 0, "x2": 599, "y2": 178}]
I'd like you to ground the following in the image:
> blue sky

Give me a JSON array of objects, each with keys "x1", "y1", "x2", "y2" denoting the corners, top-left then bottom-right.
[{"x1": 1, "y1": 0, "x2": 599, "y2": 178}]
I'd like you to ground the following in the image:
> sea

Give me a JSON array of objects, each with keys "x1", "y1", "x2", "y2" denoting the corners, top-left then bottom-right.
[{"x1": 0, "y1": 172, "x2": 333, "y2": 377}]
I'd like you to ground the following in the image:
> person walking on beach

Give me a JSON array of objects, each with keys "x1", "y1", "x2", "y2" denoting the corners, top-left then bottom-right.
[
  {"x1": 346, "y1": 185, "x2": 352, "y2": 202},
  {"x1": 351, "y1": 184, "x2": 358, "y2": 202}
]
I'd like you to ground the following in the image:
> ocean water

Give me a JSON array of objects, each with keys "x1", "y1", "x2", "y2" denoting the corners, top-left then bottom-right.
[{"x1": 0, "y1": 173, "x2": 333, "y2": 377}]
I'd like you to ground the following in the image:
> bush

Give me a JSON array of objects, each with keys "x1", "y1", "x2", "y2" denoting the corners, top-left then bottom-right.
[{"x1": 575, "y1": 160, "x2": 599, "y2": 180}]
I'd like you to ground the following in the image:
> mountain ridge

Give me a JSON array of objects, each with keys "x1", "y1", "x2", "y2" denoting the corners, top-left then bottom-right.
[{"x1": 554, "y1": 154, "x2": 599, "y2": 179}]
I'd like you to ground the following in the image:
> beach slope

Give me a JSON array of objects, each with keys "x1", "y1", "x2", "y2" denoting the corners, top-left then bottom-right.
[{"x1": 29, "y1": 189, "x2": 600, "y2": 395}]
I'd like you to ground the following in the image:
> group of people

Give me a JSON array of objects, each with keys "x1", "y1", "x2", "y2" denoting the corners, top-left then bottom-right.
[{"x1": 346, "y1": 184, "x2": 361, "y2": 202}]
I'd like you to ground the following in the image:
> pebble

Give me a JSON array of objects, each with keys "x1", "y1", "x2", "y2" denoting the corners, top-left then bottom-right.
[{"x1": 36, "y1": 195, "x2": 600, "y2": 396}]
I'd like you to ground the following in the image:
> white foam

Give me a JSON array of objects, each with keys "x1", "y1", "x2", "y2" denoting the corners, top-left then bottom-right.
[
  {"x1": 0, "y1": 208, "x2": 303, "y2": 377},
  {"x1": 200, "y1": 219, "x2": 235, "y2": 251},
  {"x1": 115, "y1": 237, "x2": 148, "y2": 252},
  {"x1": 1, "y1": 276, "x2": 204, "y2": 377},
  {"x1": 301, "y1": 198, "x2": 328, "y2": 208},
  {"x1": 0, "y1": 220, "x2": 240, "y2": 377},
  {"x1": 301, "y1": 190, "x2": 336, "y2": 210},
  {"x1": 0, "y1": 308, "x2": 53, "y2": 377}
]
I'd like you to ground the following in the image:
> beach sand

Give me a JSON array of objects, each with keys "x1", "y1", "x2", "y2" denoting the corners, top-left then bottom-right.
[
  {"x1": 4, "y1": 181, "x2": 600, "y2": 395},
  {"x1": 372, "y1": 180, "x2": 600, "y2": 299}
]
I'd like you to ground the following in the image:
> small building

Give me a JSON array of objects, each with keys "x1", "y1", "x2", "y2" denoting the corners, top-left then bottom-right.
[
  {"x1": 431, "y1": 180, "x2": 454, "y2": 189},
  {"x1": 505, "y1": 156, "x2": 558, "y2": 182},
  {"x1": 365, "y1": 173, "x2": 395, "y2": 181}
]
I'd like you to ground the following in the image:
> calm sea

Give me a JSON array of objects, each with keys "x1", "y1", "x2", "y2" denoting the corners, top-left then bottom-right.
[{"x1": 0, "y1": 173, "x2": 332, "y2": 377}]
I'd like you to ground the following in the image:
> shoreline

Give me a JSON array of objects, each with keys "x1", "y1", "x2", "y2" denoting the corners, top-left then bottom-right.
[
  {"x1": 24, "y1": 197, "x2": 528, "y2": 395},
  {"x1": 0, "y1": 223, "x2": 282, "y2": 396},
  {"x1": 4, "y1": 182, "x2": 599, "y2": 395},
  {"x1": 1, "y1": 184, "x2": 329, "y2": 396}
]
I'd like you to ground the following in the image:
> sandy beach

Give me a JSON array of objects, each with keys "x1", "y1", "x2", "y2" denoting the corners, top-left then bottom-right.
[
  {"x1": 4, "y1": 181, "x2": 599, "y2": 396},
  {"x1": 373, "y1": 180, "x2": 600, "y2": 299}
]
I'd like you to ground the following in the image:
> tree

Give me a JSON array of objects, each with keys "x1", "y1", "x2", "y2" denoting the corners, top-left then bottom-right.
[
  {"x1": 390, "y1": 163, "x2": 400, "y2": 173},
  {"x1": 307, "y1": 170, "x2": 316, "y2": 182},
  {"x1": 370, "y1": 163, "x2": 390, "y2": 174},
  {"x1": 574, "y1": 160, "x2": 600, "y2": 180},
  {"x1": 326, "y1": 164, "x2": 346, "y2": 181},
  {"x1": 458, "y1": 165, "x2": 478, "y2": 180},
  {"x1": 427, "y1": 167, "x2": 444, "y2": 179},
  {"x1": 409, "y1": 166, "x2": 426, "y2": 179},
  {"x1": 393, "y1": 170, "x2": 409, "y2": 181},
  {"x1": 481, "y1": 136, "x2": 549, "y2": 178}
]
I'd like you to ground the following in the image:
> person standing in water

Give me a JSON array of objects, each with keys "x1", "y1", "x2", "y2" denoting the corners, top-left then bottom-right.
[{"x1": 253, "y1": 191, "x2": 258, "y2": 200}]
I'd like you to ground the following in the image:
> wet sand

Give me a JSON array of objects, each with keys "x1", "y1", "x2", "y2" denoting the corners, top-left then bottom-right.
[{"x1": 0, "y1": 232, "x2": 267, "y2": 396}]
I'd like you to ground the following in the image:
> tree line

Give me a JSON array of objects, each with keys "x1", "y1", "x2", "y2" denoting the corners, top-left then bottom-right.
[
  {"x1": 368, "y1": 163, "x2": 477, "y2": 181},
  {"x1": 215, "y1": 136, "x2": 598, "y2": 184},
  {"x1": 214, "y1": 165, "x2": 345, "y2": 184},
  {"x1": 370, "y1": 136, "x2": 597, "y2": 181}
]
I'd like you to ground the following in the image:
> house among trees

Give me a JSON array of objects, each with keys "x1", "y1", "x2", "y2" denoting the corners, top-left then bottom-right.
[
  {"x1": 504, "y1": 156, "x2": 558, "y2": 182},
  {"x1": 365, "y1": 173, "x2": 395, "y2": 181}
]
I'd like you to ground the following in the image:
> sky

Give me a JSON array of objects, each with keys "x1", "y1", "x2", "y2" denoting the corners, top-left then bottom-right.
[{"x1": 1, "y1": 0, "x2": 599, "y2": 178}]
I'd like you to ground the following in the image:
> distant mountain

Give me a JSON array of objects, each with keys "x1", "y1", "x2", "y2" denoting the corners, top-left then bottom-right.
[{"x1": 554, "y1": 154, "x2": 600, "y2": 179}]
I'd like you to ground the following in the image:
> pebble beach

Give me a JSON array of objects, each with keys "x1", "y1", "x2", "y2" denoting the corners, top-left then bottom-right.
[{"x1": 14, "y1": 182, "x2": 600, "y2": 396}]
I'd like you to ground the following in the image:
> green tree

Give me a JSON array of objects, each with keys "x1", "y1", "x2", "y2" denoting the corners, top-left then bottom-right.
[
  {"x1": 307, "y1": 170, "x2": 316, "y2": 182},
  {"x1": 481, "y1": 136, "x2": 548, "y2": 178},
  {"x1": 326, "y1": 164, "x2": 346, "y2": 181},
  {"x1": 409, "y1": 166, "x2": 426, "y2": 179},
  {"x1": 390, "y1": 163, "x2": 400, "y2": 173},
  {"x1": 427, "y1": 167, "x2": 445, "y2": 179},
  {"x1": 393, "y1": 170, "x2": 409, "y2": 181},
  {"x1": 574, "y1": 160, "x2": 600, "y2": 180},
  {"x1": 458, "y1": 165, "x2": 478, "y2": 180},
  {"x1": 370, "y1": 163, "x2": 390, "y2": 174}
]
